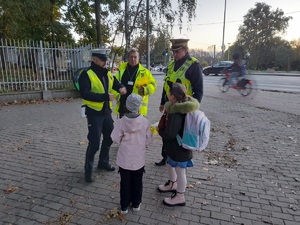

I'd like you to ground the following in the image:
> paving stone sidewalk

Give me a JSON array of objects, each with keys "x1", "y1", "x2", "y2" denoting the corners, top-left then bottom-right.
[{"x1": 0, "y1": 80, "x2": 299, "y2": 225}]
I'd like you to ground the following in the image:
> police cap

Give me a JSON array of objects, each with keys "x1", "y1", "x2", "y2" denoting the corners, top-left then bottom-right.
[
  {"x1": 91, "y1": 48, "x2": 110, "y2": 61},
  {"x1": 170, "y1": 39, "x2": 190, "y2": 51}
]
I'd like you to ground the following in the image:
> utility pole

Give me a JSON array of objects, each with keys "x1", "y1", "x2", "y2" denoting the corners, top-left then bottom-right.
[
  {"x1": 221, "y1": 0, "x2": 227, "y2": 60},
  {"x1": 146, "y1": 0, "x2": 150, "y2": 69},
  {"x1": 213, "y1": 45, "x2": 216, "y2": 63},
  {"x1": 95, "y1": 0, "x2": 101, "y2": 47},
  {"x1": 227, "y1": 43, "x2": 230, "y2": 60}
]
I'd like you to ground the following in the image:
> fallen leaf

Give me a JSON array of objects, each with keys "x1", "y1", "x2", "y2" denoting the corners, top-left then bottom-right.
[
  {"x1": 79, "y1": 141, "x2": 87, "y2": 145},
  {"x1": 288, "y1": 204, "x2": 297, "y2": 211},
  {"x1": 5, "y1": 185, "x2": 18, "y2": 194}
]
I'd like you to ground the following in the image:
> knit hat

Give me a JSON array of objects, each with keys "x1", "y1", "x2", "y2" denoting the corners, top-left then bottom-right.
[{"x1": 126, "y1": 93, "x2": 142, "y2": 113}]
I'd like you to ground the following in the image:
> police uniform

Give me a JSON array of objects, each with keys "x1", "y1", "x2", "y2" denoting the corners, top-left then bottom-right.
[
  {"x1": 156, "y1": 39, "x2": 204, "y2": 166},
  {"x1": 78, "y1": 48, "x2": 125, "y2": 182}
]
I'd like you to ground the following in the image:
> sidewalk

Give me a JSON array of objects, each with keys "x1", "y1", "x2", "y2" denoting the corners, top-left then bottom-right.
[{"x1": 0, "y1": 81, "x2": 299, "y2": 225}]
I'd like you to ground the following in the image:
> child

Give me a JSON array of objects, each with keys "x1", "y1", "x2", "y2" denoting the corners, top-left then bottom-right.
[
  {"x1": 111, "y1": 93, "x2": 153, "y2": 214},
  {"x1": 157, "y1": 83, "x2": 199, "y2": 206}
]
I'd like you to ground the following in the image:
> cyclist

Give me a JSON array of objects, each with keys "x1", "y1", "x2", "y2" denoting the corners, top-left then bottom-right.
[{"x1": 228, "y1": 52, "x2": 245, "y2": 86}]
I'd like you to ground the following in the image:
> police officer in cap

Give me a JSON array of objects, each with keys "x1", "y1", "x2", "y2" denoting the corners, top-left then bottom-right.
[
  {"x1": 78, "y1": 48, "x2": 127, "y2": 183},
  {"x1": 155, "y1": 38, "x2": 203, "y2": 166}
]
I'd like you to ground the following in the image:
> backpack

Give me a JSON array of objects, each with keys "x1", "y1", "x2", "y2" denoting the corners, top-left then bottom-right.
[
  {"x1": 73, "y1": 67, "x2": 89, "y2": 90},
  {"x1": 176, "y1": 110, "x2": 210, "y2": 151}
]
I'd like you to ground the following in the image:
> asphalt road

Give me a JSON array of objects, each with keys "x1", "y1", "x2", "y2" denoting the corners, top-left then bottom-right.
[{"x1": 152, "y1": 71, "x2": 300, "y2": 93}]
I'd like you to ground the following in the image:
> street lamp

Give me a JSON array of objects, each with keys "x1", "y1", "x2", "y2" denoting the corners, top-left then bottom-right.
[
  {"x1": 221, "y1": 0, "x2": 227, "y2": 60},
  {"x1": 146, "y1": 0, "x2": 150, "y2": 69}
]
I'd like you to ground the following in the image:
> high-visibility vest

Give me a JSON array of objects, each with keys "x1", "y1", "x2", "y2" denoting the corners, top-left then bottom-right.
[
  {"x1": 82, "y1": 69, "x2": 114, "y2": 111},
  {"x1": 113, "y1": 62, "x2": 157, "y2": 116},
  {"x1": 163, "y1": 57, "x2": 198, "y2": 96}
]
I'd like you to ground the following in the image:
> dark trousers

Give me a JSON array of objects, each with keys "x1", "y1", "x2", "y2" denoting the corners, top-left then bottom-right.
[
  {"x1": 85, "y1": 114, "x2": 114, "y2": 177},
  {"x1": 119, "y1": 166, "x2": 144, "y2": 211}
]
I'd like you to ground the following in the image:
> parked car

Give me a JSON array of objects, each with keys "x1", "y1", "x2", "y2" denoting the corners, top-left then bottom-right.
[
  {"x1": 203, "y1": 61, "x2": 233, "y2": 76},
  {"x1": 153, "y1": 66, "x2": 162, "y2": 72}
]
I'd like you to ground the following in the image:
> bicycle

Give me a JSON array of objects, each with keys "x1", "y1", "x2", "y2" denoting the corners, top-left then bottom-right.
[{"x1": 219, "y1": 70, "x2": 256, "y2": 96}]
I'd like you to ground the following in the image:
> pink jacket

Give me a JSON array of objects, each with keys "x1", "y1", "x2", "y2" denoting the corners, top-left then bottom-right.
[{"x1": 111, "y1": 115, "x2": 153, "y2": 170}]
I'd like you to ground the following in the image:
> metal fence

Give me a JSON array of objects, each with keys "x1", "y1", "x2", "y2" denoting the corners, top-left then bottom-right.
[{"x1": 0, "y1": 39, "x2": 95, "y2": 93}]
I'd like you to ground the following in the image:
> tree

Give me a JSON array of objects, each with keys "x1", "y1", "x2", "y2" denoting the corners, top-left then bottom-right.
[
  {"x1": 237, "y1": 2, "x2": 291, "y2": 70},
  {"x1": 0, "y1": 0, "x2": 73, "y2": 42},
  {"x1": 275, "y1": 44, "x2": 292, "y2": 71},
  {"x1": 63, "y1": 0, "x2": 122, "y2": 45},
  {"x1": 149, "y1": 32, "x2": 170, "y2": 65},
  {"x1": 290, "y1": 38, "x2": 300, "y2": 71}
]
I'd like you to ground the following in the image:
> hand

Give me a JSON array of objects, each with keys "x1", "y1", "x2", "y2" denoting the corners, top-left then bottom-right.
[
  {"x1": 138, "y1": 87, "x2": 144, "y2": 96},
  {"x1": 109, "y1": 93, "x2": 114, "y2": 101},
  {"x1": 119, "y1": 87, "x2": 127, "y2": 95},
  {"x1": 159, "y1": 105, "x2": 164, "y2": 113}
]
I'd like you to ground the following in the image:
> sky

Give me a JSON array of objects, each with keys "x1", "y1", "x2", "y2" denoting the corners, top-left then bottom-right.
[{"x1": 169, "y1": 0, "x2": 300, "y2": 51}]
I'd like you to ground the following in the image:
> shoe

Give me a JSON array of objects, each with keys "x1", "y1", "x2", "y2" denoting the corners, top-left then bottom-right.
[
  {"x1": 133, "y1": 203, "x2": 141, "y2": 212},
  {"x1": 120, "y1": 209, "x2": 128, "y2": 214},
  {"x1": 97, "y1": 164, "x2": 115, "y2": 171},
  {"x1": 163, "y1": 192, "x2": 186, "y2": 206},
  {"x1": 155, "y1": 158, "x2": 166, "y2": 166},
  {"x1": 85, "y1": 176, "x2": 93, "y2": 183},
  {"x1": 157, "y1": 180, "x2": 177, "y2": 192}
]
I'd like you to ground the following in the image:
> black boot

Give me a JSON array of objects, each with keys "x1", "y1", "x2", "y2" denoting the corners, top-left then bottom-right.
[
  {"x1": 155, "y1": 158, "x2": 166, "y2": 166},
  {"x1": 85, "y1": 174, "x2": 93, "y2": 183}
]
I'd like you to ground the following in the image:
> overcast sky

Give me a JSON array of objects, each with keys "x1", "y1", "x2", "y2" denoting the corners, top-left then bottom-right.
[{"x1": 170, "y1": 0, "x2": 300, "y2": 51}]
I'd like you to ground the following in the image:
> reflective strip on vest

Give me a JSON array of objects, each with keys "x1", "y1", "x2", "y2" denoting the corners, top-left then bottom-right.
[
  {"x1": 164, "y1": 57, "x2": 197, "y2": 96},
  {"x1": 82, "y1": 69, "x2": 114, "y2": 111},
  {"x1": 113, "y1": 62, "x2": 152, "y2": 116}
]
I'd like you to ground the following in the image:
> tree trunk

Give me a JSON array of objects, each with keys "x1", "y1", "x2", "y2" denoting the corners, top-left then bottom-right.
[
  {"x1": 124, "y1": 0, "x2": 130, "y2": 60},
  {"x1": 95, "y1": 0, "x2": 102, "y2": 47}
]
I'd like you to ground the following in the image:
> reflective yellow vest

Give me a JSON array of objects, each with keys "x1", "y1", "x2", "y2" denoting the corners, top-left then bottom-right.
[
  {"x1": 163, "y1": 57, "x2": 198, "y2": 96},
  {"x1": 113, "y1": 62, "x2": 157, "y2": 116},
  {"x1": 82, "y1": 69, "x2": 114, "y2": 111}
]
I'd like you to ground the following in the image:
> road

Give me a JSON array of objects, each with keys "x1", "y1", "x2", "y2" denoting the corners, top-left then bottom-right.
[
  {"x1": 152, "y1": 72, "x2": 300, "y2": 93},
  {"x1": 152, "y1": 73, "x2": 300, "y2": 116},
  {"x1": 204, "y1": 74, "x2": 300, "y2": 93}
]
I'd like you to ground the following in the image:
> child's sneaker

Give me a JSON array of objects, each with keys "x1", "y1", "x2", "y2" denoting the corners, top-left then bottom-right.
[
  {"x1": 133, "y1": 203, "x2": 141, "y2": 212},
  {"x1": 120, "y1": 209, "x2": 128, "y2": 214}
]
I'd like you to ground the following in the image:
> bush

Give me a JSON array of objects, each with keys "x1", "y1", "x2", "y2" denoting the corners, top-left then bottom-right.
[{"x1": 201, "y1": 61, "x2": 208, "y2": 68}]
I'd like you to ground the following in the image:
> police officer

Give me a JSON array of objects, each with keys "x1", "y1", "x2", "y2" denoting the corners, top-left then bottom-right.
[
  {"x1": 78, "y1": 48, "x2": 127, "y2": 183},
  {"x1": 114, "y1": 48, "x2": 157, "y2": 118},
  {"x1": 155, "y1": 39, "x2": 203, "y2": 166}
]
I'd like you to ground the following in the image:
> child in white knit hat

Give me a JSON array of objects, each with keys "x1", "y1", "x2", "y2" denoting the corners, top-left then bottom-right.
[{"x1": 111, "y1": 93, "x2": 153, "y2": 214}]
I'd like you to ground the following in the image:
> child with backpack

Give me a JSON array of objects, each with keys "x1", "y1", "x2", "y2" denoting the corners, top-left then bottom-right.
[
  {"x1": 157, "y1": 83, "x2": 200, "y2": 206},
  {"x1": 111, "y1": 93, "x2": 153, "y2": 214}
]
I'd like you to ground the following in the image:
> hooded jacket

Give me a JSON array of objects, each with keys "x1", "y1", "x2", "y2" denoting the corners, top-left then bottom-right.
[
  {"x1": 111, "y1": 114, "x2": 153, "y2": 170},
  {"x1": 159, "y1": 96, "x2": 200, "y2": 162}
]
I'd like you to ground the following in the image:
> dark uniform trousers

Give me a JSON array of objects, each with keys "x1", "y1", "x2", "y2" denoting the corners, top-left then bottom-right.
[
  {"x1": 119, "y1": 166, "x2": 144, "y2": 211},
  {"x1": 85, "y1": 113, "x2": 114, "y2": 177}
]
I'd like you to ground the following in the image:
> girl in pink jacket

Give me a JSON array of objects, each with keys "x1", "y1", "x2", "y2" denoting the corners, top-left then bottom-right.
[{"x1": 111, "y1": 93, "x2": 153, "y2": 214}]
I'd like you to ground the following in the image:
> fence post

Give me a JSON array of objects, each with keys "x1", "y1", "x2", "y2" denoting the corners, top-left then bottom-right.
[{"x1": 40, "y1": 40, "x2": 48, "y2": 91}]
